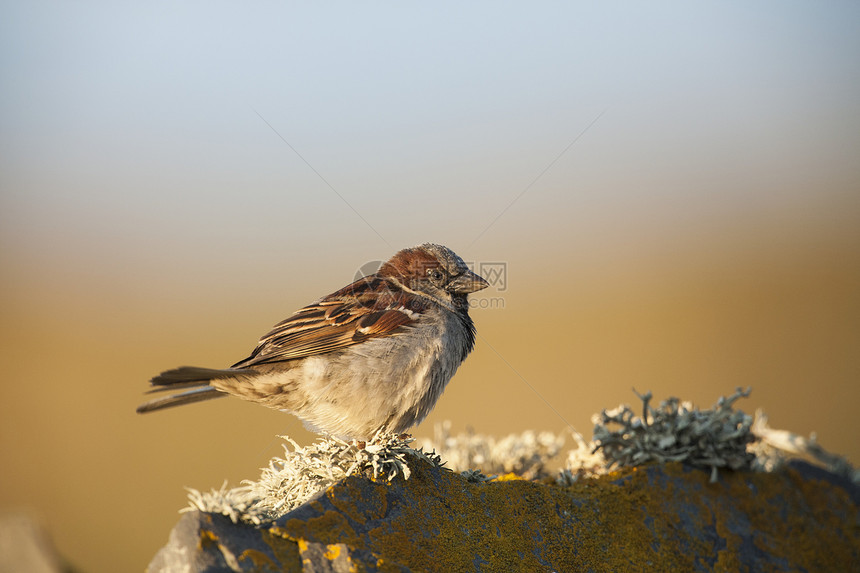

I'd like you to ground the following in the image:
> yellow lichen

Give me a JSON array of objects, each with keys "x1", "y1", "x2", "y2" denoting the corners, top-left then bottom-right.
[
  {"x1": 238, "y1": 548, "x2": 278, "y2": 571},
  {"x1": 271, "y1": 457, "x2": 856, "y2": 571},
  {"x1": 197, "y1": 528, "x2": 218, "y2": 550},
  {"x1": 490, "y1": 472, "x2": 524, "y2": 482},
  {"x1": 282, "y1": 510, "x2": 365, "y2": 550},
  {"x1": 326, "y1": 476, "x2": 388, "y2": 524}
]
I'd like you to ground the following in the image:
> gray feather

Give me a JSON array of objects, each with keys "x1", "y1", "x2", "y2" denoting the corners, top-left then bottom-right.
[
  {"x1": 136, "y1": 386, "x2": 225, "y2": 413},
  {"x1": 137, "y1": 366, "x2": 251, "y2": 413},
  {"x1": 149, "y1": 366, "x2": 248, "y2": 387}
]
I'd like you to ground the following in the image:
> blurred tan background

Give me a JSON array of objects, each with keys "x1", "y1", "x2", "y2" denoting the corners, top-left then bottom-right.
[{"x1": 2, "y1": 3, "x2": 859, "y2": 571}]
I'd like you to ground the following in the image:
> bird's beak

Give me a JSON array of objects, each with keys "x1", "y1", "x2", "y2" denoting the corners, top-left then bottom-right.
[{"x1": 448, "y1": 270, "x2": 490, "y2": 294}]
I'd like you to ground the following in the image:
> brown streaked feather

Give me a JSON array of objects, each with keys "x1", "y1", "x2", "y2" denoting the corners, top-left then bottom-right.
[
  {"x1": 250, "y1": 325, "x2": 359, "y2": 363},
  {"x1": 355, "y1": 309, "x2": 415, "y2": 338},
  {"x1": 232, "y1": 278, "x2": 431, "y2": 368}
]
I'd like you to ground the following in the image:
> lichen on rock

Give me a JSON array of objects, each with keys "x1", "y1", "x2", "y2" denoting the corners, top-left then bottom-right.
[
  {"x1": 591, "y1": 387, "x2": 757, "y2": 482},
  {"x1": 419, "y1": 422, "x2": 565, "y2": 480},
  {"x1": 182, "y1": 388, "x2": 857, "y2": 527},
  {"x1": 185, "y1": 431, "x2": 442, "y2": 524},
  {"x1": 150, "y1": 388, "x2": 860, "y2": 572}
]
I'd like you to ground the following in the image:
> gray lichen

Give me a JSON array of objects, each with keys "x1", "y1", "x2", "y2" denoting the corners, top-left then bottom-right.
[
  {"x1": 592, "y1": 387, "x2": 756, "y2": 483},
  {"x1": 750, "y1": 409, "x2": 859, "y2": 482},
  {"x1": 557, "y1": 430, "x2": 609, "y2": 485},
  {"x1": 420, "y1": 422, "x2": 566, "y2": 480},
  {"x1": 183, "y1": 388, "x2": 857, "y2": 524},
  {"x1": 185, "y1": 431, "x2": 441, "y2": 524}
]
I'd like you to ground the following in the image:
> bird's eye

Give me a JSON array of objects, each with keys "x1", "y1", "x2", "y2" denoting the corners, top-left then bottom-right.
[{"x1": 427, "y1": 268, "x2": 444, "y2": 282}]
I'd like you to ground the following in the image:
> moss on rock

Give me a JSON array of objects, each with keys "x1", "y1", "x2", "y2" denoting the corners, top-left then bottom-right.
[{"x1": 150, "y1": 455, "x2": 859, "y2": 572}]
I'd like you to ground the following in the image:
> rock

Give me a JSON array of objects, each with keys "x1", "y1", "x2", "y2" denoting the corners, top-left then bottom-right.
[
  {"x1": 147, "y1": 455, "x2": 859, "y2": 572},
  {"x1": 0, "y1": 512, "x2": 70, "y2": 573}
]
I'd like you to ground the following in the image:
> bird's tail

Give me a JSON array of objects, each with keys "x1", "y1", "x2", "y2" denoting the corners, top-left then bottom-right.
[{"x1": 136, "y1": 366, "x2": 248, "y2": 413}]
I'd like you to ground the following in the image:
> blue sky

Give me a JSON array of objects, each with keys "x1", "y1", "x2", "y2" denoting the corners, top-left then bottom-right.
[{"x1": 2, "y1": 2, "x2": 858, "y2": 278}]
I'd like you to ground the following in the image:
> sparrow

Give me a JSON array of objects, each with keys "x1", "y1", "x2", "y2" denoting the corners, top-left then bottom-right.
[{"x1": 137, "y1": 243, "x2": 489, "y2": 440}]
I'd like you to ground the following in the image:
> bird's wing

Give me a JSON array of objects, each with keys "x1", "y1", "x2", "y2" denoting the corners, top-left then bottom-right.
[{"x1": 233, "y1": 276, "x2": 431, "y2": 367}]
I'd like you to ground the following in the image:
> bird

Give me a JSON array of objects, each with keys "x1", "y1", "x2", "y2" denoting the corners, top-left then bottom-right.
[{"x1": 137, "y1": 243, "x2": 489, "y2": 440}]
